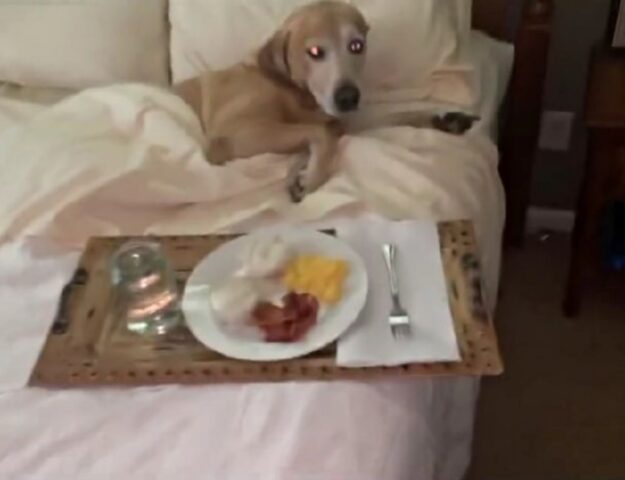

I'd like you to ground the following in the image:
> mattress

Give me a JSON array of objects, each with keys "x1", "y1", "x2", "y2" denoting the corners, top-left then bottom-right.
[{"x1": 0, "y1": 32, "x2": 512, "y2": 480}]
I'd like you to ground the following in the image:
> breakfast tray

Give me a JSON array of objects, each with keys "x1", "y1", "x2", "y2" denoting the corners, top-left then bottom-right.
[{"x1": 29, "y1": 221, "x2": 503, "y2": 388}]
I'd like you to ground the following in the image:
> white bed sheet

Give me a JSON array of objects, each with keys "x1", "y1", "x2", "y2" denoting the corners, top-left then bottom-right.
[{"x1": 0, "y1": 33, "x2": 511, "y2": 480}]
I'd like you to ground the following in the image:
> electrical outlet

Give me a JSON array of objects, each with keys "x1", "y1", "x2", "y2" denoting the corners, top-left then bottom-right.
[{"x1": 539, "y1": 111, "x2": 575, "y2": 152}]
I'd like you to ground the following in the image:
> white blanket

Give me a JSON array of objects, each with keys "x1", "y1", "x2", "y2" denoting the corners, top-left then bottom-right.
[
  {"x1": 0, "y1": 84, "x2": 504, "y2": 480},
  {"x1": 0, "y1": 84, "x2": 503, "y2": 280}
]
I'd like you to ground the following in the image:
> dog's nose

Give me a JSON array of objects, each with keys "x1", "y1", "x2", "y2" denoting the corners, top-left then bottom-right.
[{"x1": 334, "y1": 83, "x2": 360, "y2": 112}]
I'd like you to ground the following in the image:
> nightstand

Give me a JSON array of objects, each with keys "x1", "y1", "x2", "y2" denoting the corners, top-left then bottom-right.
[{"x1": 563, "y1": 48, "x2": 625, "y2": 317}]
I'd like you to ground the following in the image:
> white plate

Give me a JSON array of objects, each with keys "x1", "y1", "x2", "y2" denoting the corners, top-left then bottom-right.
[{"x1": 182, "y1": 227, "x2": 368, "y2": 361}]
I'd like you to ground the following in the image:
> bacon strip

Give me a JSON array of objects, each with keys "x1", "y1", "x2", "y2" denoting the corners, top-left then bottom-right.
[{"x1": 251, "y1": 292, "x2": 319, "y2": 343}]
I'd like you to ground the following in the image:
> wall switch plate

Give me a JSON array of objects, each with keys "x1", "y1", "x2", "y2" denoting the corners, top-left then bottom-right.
[{"x1": 539, "y1": 110, "x2": 575, "y2": 152}]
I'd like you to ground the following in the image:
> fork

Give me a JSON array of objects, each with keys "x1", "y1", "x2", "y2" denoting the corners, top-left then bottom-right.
[{"x1": 381, "y1": 243, "x2": 411, "y2": 338}]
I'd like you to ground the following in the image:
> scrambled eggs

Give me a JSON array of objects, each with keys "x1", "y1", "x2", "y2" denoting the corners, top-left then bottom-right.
[{"x1": 283, "y1": 255, "x2": 349, "y2": 304}]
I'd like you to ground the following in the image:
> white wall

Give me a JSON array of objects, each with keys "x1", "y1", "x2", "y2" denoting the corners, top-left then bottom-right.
[{"x1": 530, "y1": 0, "x2": 612, "y2": 209}]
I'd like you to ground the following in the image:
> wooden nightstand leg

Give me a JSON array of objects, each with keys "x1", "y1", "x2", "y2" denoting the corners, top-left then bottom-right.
[{"x1": 563, "y1": 131, "x2": 614, "y2": 317}]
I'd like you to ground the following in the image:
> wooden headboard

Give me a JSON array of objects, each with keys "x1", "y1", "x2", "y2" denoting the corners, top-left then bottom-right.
[
  {"x1": 471, "y1": 0, "x2": 555, "y2": 246},
  {"x1": 473, "y1": 0, "x2": 509, "y2": 39}
]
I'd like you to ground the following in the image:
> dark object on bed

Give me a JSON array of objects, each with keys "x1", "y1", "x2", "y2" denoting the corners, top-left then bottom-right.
[
  {"x1": 473, "y1": 0, "x2": 554, "y2": 247},
  {"x1": 52, "y1": 267, "x2": 89, "y2": 334}
]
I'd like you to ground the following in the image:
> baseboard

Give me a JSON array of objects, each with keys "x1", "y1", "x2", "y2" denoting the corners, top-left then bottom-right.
[{"x1": 526, "y1": 207, "x2": 575, "y2": 234}]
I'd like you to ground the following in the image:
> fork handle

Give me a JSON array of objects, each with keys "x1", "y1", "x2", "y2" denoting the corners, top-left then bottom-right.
[{"x1": 382, "y1": 244, "x2": 401, "y2": 303}]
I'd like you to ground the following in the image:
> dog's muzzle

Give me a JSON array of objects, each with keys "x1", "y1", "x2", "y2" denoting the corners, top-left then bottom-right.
[{"x1": 334, "y1": 82, "x2": 360, "y2": 113}]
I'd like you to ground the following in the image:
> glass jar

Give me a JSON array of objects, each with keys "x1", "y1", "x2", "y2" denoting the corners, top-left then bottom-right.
[{"x1": 110, "y1": 241, "x2": 181, "y2": 335}]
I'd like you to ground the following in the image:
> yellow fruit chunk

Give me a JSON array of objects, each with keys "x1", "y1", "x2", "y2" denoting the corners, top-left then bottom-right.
[{"x1": 282, "y1": 255, "x2": 349, "y2": 304}]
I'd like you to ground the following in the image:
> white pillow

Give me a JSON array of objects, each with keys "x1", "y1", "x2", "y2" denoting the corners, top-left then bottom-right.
[
  {"x1": 0, "y1": 0, "x2": 170, "y2": 89},
  {"x1": 170, "y1": 0, "x2": 472, "y2": 95},
  {"x1": 0, "y1": 82, "x2": 74, "y2": 106}
]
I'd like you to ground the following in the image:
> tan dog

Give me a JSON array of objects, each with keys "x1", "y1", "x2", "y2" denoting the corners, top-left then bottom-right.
[{"x1": 174, "y1": 0, "x2": 476, "y2": 202}]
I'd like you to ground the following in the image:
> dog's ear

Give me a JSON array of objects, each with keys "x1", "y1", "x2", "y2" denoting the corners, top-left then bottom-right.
[{"x1": 257, "y1": 30, "x2": 291, "y2": 80}]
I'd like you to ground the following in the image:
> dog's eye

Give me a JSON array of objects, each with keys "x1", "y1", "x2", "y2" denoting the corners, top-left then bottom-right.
[
  {"x1": 306, "y1": 46, "x2": 325, "y2": 60},
  {"x1": 349, "y1": 39, "x2": 365, "y2": 54}
]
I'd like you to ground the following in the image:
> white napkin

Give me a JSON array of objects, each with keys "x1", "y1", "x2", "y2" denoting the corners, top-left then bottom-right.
[
  {"x1": 0, "y1": 240, "x2": 80, "y2": 392},
  {"x1": 336, "y1": 216, "x2": 460, "y2": 367}
]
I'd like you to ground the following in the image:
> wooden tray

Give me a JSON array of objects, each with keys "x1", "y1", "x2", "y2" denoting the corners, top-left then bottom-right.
[{"x1": 29, "y1": 221, "x2": 503, "y2": 387}]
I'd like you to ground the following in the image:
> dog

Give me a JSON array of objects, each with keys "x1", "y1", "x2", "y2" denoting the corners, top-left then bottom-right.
[{"x1": 174, "y1": 0, "x2": 477, "y2": 202}]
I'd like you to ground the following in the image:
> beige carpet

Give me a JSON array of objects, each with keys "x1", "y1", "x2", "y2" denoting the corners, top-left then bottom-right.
[{"x1": 468, "y1": 233, "x2": 625, "y2": 479}]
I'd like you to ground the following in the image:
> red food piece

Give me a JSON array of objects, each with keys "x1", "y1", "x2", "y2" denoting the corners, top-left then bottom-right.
[
  {"x1": 250, "y1": 292, "x2": 319, "y2": 343},
  {"x1": 252, "y1": 302, "x2": 290, "y2": 327}
]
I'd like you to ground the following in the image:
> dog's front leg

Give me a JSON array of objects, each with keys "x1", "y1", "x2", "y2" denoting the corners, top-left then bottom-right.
[
  {"x1": 208, "y1": 122, "x2": 338, "y2": 201},
  {"x1": 287, "y1": 108, "x2": 346, "y2": 139},
  {"x1": 287, "y1": 131, "x2": 338, "y2": 203},
  {"x1": 346, "y1": 111, "x2": 479, "y2": 135}
]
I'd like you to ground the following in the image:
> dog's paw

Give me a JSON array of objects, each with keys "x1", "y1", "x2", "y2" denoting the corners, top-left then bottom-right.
[
  {"x1": 287, "y1": 159, "x2": 308, "y2": 203},
  {"x1": 287, "y1": 156, "x2": 330, "y2": 203},
  {"x1": 432, "y1": 112, "x2": 480, "y2": 135}
]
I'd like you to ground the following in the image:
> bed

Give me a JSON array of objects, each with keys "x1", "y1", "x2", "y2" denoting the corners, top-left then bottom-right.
[{"x1": 0, "y1": 1, "x2": 553, "y2": 479}]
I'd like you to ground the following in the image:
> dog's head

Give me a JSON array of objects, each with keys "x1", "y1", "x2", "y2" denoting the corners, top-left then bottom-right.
[{"x1": 258, "y1": 0, "x2": 369, "y2": 116}]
